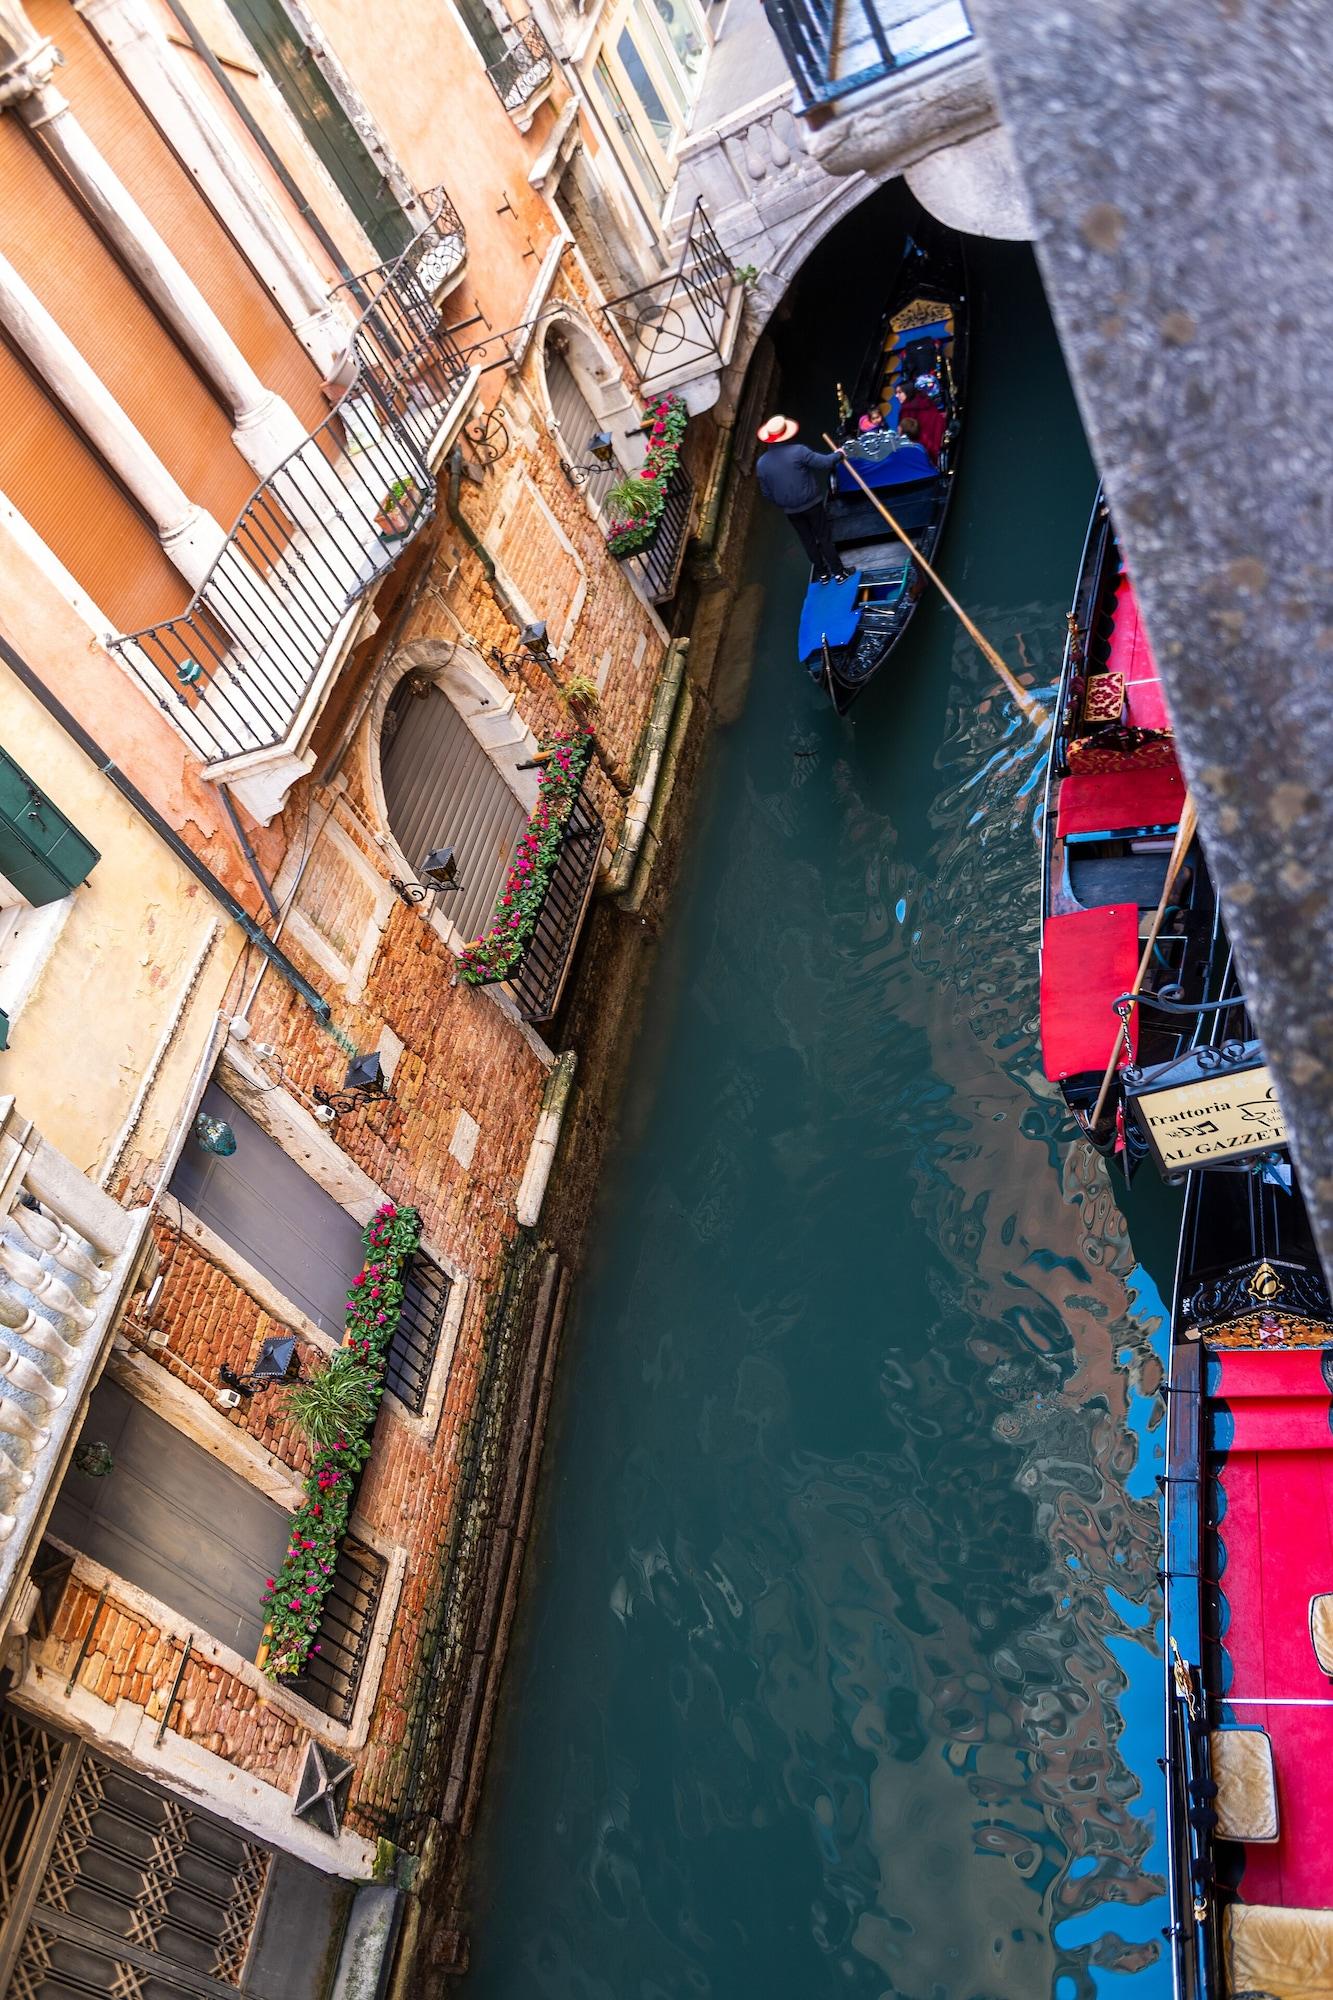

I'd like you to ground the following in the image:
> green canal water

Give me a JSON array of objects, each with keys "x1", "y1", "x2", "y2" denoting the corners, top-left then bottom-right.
[{"x1": 463, "y1": 189, "x2": 1182, "y2": 1999}]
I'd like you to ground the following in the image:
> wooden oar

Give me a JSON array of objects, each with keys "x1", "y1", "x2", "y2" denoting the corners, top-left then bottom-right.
[
  {"x1": 823, "y1": 435, "x2": 1049, "y2": 729},
  {"x1": 1088, "y1": 794, "x2": 1199, "y2": 1135}
]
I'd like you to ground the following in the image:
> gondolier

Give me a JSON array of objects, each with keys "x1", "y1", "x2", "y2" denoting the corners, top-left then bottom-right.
[{"x1": 755, "y1": 416, "x2": 850, "y2": 582}]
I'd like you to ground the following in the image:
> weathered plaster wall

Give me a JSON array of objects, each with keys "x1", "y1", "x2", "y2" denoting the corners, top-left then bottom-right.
[{"x1": 0, "y1": 664, "x2": 239, "y2": 1175}]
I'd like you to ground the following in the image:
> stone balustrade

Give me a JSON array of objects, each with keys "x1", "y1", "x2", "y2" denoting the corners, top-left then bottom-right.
[{"x1": 0, "y1": 1099, "x2": 152, "y2": 1635}]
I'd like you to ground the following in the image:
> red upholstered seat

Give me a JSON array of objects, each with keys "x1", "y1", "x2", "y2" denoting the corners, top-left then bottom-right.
[
  {"x1": 1109, "y1": 575, "x2": 1171, "y2": 733},
  {"x1": 1040, "y1": 906, "x2": 1141, "y2": 1081},
  {"x1": 1056, "y1": 764, "x2": 1186, "y2": 840}
]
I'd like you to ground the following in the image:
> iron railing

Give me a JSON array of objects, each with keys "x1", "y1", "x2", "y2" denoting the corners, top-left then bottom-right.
[
  {"x1": 281, "y1": 1537, "x2": 385, "y2": 1726},
  {"x1": 109, "y1": 193, "x2": 471, "y2": 768},
  {"x1": 477, "y1": 781, "x2": 603, "y2": 1023},
  {"x1": 622, "y1": 463, "x2": 696, "y2": 604},
  {"x1": 602, "y1": 199, "x2": 736, "y2": 386},
  {"x1": 384, "y1": 1252, "x2": 453, "y2": 1415},
  {"x1": 486, "y1": 16, "x2": 553, "y2": 112},
  {"x1": 764, "y1": 0, "x2": 972, "y2": 108}
]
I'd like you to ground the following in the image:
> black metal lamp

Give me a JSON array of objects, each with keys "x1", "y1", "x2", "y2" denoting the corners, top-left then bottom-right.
[
  {"x1": 490, "y1": 619, "x2": 551, "y2": 676},
  {"x1": 220, "y1": 1333, "x2": 302, "y2": 1399},
  {"x1": 390, "y1": 845, "x2": 466, "y2": 906},
  {"x1": 559, "y1": 431, "x2": 616, "y2": 487},
  {"x1": 313, "y1": 1051, "x2": 391, "y2": 1119}
]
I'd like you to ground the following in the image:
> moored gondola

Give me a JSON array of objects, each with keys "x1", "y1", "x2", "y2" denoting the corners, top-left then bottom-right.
[
  {"x1": 1038, "y1": 488, "x2": 1222, "y2": 1165},
  {"x1": 798, "y1": 228, "x2": 967, "y2": 714},
  {"x1": 1161, "y1": 1000, "x2": 1333, "y2": 1997}
]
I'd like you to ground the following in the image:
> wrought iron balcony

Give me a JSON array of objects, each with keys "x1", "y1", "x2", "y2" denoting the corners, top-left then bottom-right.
[
  {"x1": 764, "y1": 0, "x2": 972, "y2": 109},
  {"x1": 474, "y1": 782, "x2": 604, "y2": 1024},
  {"x1": 601, "y1": 200, "x2": 743, "y2": 400},
  {"x1": 0, "y1": 1100, "x2": 152, "y2": 1642},
  {"x1": 620, "y1": 464, "x2": 696, "y2": 605},
  {"x1": 109, "y1": 193, "x2": 473, "y2": 776},
  {"x1": 485, "y1": 17, "x2": 553, "y2": 114}
]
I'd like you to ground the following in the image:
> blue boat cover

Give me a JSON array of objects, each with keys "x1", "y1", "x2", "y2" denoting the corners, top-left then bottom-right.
[
  {"x1": 798, "y1": 571, "x2": 862, "y2": 663},
  {"x1": 837, "y1": 442, "x2": 937, "y2": 493}
]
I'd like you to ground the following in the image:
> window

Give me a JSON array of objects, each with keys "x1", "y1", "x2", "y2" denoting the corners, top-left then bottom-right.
[
  {"x1": 452, "y1": 0, "x2": 510, "y2": 70},
  {"x1": 280, "y1": 1537, "x2": 386, "y2": 1725},
  {"x1": 385, "y1": 1253, "x2": 453, "y2": 1414},
  {"x1": 0, "y1": 747, "x2": 98, "y2": 1045},
  {"x1": 169, "y1": 1081, "x2": 366, "y2": 1338},
  {"x1": 222, "y1": 0, "x2": 413, "y2": 261}
]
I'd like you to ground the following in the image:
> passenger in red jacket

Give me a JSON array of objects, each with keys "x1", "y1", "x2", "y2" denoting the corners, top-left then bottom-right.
[{"x1": 897, "y1": 387, "x2": 947, "y2": 464}]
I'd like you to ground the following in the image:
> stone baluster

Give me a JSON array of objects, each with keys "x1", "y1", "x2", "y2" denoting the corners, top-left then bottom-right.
[
  {"x1": 11, "y1": 1198, "x2": 109, "y2": 1291},
  {"x1": 0, "y1": 1290, "x2": 78, "y2": 1365},
  {"x1": 0, "y1": 1345, "x2": 64, "y2": 1407},
  {"x1": 0, "y1": 1241, "x2": 95, "y2": 1329},
  {"x1": 0, "y1": 1397, "x2": 49, "y2": 1447}
]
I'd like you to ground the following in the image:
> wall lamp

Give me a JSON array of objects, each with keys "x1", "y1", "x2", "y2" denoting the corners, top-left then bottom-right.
[
  {"x1": 490, "y1": 620, "x2": 552, "y2": 676},
  {"x1": 390, "y1": 846, "x2": 466, "y2": 906},
  {"x1": 219, "y1": 1333, "x2": 303, "y2": 1402},
  {"x1": 313, "y1": 1050, "x2": 391, "y2": 1122},
  {"x1": 559, "y1": 431, "x2": 616, "y2": 487}
]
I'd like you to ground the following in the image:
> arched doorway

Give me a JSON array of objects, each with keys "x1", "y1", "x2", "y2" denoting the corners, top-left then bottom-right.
[
  {"x1": 380, "y1": 677, "x2": 527, "y2": 944},
  {"x1": 540, "y1": 318, "x2": 639, "y2": 513}
]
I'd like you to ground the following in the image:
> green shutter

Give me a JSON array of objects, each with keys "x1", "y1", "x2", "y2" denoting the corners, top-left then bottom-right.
[
  {"x1": 0, "y1": 748, "x2": 99, "y2": 907},
  {"x1": 222, "y1": 0, "x2": 414, "y2": 262},
  {"x1": 0, "y1": 1009, "x2": 8, "y2": 1052},
  {"x1": 453, "y1": 0, "x2": 509, "y2": 70}
]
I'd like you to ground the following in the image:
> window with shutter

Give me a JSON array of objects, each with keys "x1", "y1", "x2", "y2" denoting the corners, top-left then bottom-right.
[
  {"x1": 0, "y1": 749, "x2": 99, "y2": 908},
  {"x1": 169, "y1": 1080, "x2": 366, "y2": 1337},
  {"x1": 221, "y1": 0, "x2": 413, "y2": 261}
]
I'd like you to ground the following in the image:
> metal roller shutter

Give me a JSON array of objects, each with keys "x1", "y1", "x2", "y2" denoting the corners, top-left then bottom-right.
[
  {"x1": 544, "y1": 345, "x2": 622, "y2": 510},
  {"x1": 381, "y1": 682, "x2": 527, "y2": 944}
]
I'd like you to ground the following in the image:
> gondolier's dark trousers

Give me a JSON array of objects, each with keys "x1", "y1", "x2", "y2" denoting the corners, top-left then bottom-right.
[{"x1": 787, "y1": 499, "x2": 841, "y2": 579}]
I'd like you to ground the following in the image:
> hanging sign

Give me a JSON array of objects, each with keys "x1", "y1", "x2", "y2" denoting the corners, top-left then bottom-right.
[{"x1": 1124, "y1": 1041, "x2": 1287, "y2": 1176}]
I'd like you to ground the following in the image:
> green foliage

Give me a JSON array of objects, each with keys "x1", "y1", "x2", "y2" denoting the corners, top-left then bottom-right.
[{"x1": 283, "y1": 1346, "x2": 381, "y2": 1451}]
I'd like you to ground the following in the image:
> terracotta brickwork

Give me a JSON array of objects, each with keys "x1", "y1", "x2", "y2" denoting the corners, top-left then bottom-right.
[{"x1": 35, "y1": 1577, "x2": 308, "y2": 1790}]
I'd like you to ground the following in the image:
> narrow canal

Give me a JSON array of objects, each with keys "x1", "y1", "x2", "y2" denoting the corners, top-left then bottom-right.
[{"x1": 464, "y1": 187, "x2": 1182, "y2": 1999}]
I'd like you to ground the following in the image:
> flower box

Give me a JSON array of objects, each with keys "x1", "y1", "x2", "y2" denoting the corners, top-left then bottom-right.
[
  {"x1": 605, "y1": 394, "x2": 688, "y2": 561},
  {"x1": 259, "y1": 1201, "x2": 422, "y2": 1684},
  {"x1": 375, "y1": 477, "x2": 425, "y2": 540},
  {"x1": 458, "y1": 732, "x2": 594, "y2": 986}
]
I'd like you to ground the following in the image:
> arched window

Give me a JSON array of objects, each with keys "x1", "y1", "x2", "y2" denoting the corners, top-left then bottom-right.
[{"x1": 380, "y1": 678, "x2": 526, "y2": 943}]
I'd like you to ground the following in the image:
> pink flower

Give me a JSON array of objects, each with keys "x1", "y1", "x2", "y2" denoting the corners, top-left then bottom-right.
[
  {"x1": 289, "y1": 1598, "x2": 302, "y2": 1611},
  {"x1": 265, "y1": 1577, "x2": 276, "y2": 1590}
]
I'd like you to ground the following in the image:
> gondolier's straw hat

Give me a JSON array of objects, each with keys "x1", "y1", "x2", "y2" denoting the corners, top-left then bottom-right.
[{"x1": 757, "y1": 414, "x2": 799, "y2": 444}]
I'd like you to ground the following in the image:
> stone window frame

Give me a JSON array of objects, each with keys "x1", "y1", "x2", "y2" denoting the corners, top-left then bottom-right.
[
  {"x1": 198, "y1": 1042, "x2": 471, "y2": 1442},
  {"x1": 359, "y1": 641, "x2": 562, "y2": 1063},
  {"x1": 534, "y1": 305, "x2": 646, "y2": 530},
  {"x1": 269, "y1": 808, "x2": 398, "y2": 1005}
]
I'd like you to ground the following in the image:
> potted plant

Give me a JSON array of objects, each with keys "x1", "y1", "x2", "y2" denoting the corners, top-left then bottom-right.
[
  {"x1": 375, "y1": 476, "x2": 423, "y2": 539},
  {"x1": 604, "y1": 393, "x2": 689, "y2": 561}
]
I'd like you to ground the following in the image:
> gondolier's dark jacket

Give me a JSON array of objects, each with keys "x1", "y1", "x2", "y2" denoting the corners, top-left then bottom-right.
[{"x1": 756, "y1": 441, "x2": 840, "y2": 515}]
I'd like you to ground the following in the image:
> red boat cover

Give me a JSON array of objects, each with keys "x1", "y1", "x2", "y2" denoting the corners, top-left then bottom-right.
[
  {"x1": 1039, "y1": 906, "x2": 1140, "y2": 1081},
  {"x1": 1055, "y1": 764, "x2": 1186, "y2": 840},
  {"x1": 1214, "y1": 1348, "x2": 1333, "y2": 1909},
  {"x1": 1108, "y1": 575, "x2": 1171, "y2": 733}
]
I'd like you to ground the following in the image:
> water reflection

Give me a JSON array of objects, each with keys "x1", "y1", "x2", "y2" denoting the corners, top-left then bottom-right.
[{"x1": 462, "y1": 220, "x2": 1177, "y2": 2000}]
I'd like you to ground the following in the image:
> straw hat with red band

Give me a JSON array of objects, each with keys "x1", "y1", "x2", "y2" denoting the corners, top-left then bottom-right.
[{"x1": 757, "y1": 414, "x2": 799, "y2": 445}]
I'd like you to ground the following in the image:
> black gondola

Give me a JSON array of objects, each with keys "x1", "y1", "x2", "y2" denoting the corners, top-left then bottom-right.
[
  {"x1": 798, "y1": 227, "x2": 967, "y2": 713},
  {"x1": 1160, "y1": 962, "x2": 1333, "y2": 1999},
  {"x1": 1038, "y1": 487, "x2": 1222, "y2": 1165}
]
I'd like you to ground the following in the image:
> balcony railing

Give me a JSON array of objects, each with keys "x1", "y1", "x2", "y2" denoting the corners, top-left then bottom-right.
[
  {"x1": 475, "y1": 783, "x2": 604, "y2": 1023},
  {"x1": 601, "y1": 200, "x2": 741, "y2": 396},
  {"x1": 621, "y1": 464, "x2": 696, "y2": 604},
  {"x1": 109, "y1": 193, "x2": 472, "y2": 772},
  {"x1": 0, "y1": 1100, "x2": 151, "y2": 1642},
  {"x1": 486, "y1": 17, "x2": 553, "y2": 113},
  {"x1": 764, "y1": 0, "x2": 972, "y2": 108}
]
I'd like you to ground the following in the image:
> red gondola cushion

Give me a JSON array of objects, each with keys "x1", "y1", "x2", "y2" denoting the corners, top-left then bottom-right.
[
  {"x1": 1056, "y1": 764, "x2": 1186, "y2": 840},
  {"x1": 1040, "y1": 905, "x2": 1141, "y2": 1081}
]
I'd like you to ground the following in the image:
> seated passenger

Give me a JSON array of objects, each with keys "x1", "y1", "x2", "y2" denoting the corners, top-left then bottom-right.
[{"x1": 898, "y1": 391, "x2": 946, "y2": 465}]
